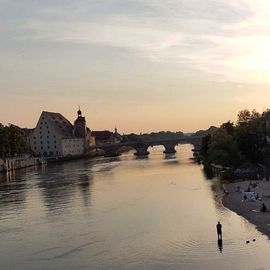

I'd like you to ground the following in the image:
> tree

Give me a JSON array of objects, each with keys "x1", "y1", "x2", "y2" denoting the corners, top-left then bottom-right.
[
  {"x1": 0, "y1": 124, "x2": 28, "y2": 157},
  {"x1": 200, "y1": 134, "x2": 211, "y2": 160},
  {"x1": 220, "y1": 121, "x2": 234, "y2": 136},
  {"x1": 237, "y1": 109, "x2": 260, "y2": 126},
  {"x1": 207, "y1": 129, "x2": 241, "y2": 167}
]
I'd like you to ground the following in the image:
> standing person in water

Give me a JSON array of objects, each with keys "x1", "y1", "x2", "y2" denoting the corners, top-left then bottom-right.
[{"x1": 216, "y1": 221, "x2": 222, "y2": 240}]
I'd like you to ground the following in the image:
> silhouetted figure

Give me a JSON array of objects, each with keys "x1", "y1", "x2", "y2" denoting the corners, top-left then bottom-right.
[
  {"x1": 217, "y1": 239, "x2": 223, "y2": 253},
  {"x1": 216, "y1": 221, "x2": 222, "y2": 240},
  {"x1": 256, "y1": 193, "x2": 259, "y2": 200},
  {"x1": 261, "y1": 203, "x2": 267, "y2": 212}
]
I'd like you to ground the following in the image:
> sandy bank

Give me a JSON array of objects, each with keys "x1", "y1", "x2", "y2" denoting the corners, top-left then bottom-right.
[{"x1": 223, "y1": 181, "x2": 270, "y2": 238}]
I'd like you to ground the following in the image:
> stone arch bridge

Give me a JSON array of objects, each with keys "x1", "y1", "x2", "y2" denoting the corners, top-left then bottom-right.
[{"x1": 88, "y1": 136, "x2": 205, "y2": 158}]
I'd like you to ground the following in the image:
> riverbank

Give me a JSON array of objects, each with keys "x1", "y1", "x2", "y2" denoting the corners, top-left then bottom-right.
[
  {"x1": 223, "y1": 181, "x2": 270, "y2": 238},
  {"x1": 0, "y1": 156, "x2": 46, "y2": 173}
]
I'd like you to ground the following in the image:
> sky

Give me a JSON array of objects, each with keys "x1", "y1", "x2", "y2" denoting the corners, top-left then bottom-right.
[{"x1": 1, "y1": 0, "x2": 270, "y2": 133}]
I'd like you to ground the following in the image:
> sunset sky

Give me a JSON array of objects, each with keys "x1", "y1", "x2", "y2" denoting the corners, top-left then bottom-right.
[{"x1": 1, "y1": 0, "x2": 270, "y2": 133}]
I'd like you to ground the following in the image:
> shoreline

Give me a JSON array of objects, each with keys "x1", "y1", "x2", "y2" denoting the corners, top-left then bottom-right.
[{"x1": 222, "y1": 181, "x2": 270, "y2": 238}]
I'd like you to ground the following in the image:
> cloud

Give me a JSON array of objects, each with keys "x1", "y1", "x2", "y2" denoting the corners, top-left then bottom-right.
[{"x1": 3, "y1": 0, "x2": 270, "y2": 83}]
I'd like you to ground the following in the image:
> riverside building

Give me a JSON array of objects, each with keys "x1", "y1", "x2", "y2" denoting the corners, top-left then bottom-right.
[{"x1": 30, "y1": 109, "x2": 95, "y2": 157}]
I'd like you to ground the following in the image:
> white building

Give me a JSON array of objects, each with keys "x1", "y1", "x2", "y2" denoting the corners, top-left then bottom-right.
[{"x1": 30, "y1": 109, "x2": 95, "y2": 157}]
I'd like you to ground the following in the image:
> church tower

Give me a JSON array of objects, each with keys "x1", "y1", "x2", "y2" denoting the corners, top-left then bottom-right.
[{"x1": 74, "y1": 107, "x2": 87, "y2": 137}]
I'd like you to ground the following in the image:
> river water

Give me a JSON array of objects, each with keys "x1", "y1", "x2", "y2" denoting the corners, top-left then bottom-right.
[{"x1": 0, "y1": 145, "x2": 270, "y2": 270}]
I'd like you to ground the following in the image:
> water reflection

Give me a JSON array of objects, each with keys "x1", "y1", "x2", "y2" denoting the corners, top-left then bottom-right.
[
  {"x1": 0, "y1": 145, "x2": 270, "y2": 270},
  {"x1": 134, "y1": 155, "x2": 149, "y2": 160},
  {"x1": 0, "y1": 171, "x2": 27, "y2": 215},
  {"x1": 38, "y1": 160, "x2": 94, "y2": 213},
  {"x1": 77, "y1": 170, "x2": 93, "y2": 208},
  {"x1": 217, "y1": 239, "x2": 223, "y2": 253},
  {"x1": 202, "y1": 165, "x2": 215, "y2": 179},
  {"x1": 164, "y1": 153, "x2": 176, "y2": 159}
]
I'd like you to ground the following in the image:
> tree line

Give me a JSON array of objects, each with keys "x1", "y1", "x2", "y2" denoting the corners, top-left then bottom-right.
[
  {"x1": 122, "y1": 131, "x2": 184, "y2": 142},
  {"x1": 0, "y1": 124, "x2": 29, "y2": 157},
  {"x1": 200, "y1": 109, "x2": 270, "y2": 168}
]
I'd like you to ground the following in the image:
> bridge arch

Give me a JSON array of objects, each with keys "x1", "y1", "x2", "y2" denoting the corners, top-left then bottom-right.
[
  {"x1": 92, "y1": 144, "x2": 138, "y2": 157},
  {"x1": 87, "y1": 135, "x2": 204, "y2": 158}
]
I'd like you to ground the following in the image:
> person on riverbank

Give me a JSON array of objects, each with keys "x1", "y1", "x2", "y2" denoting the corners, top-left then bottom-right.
[
  {"x1": 261, "y1": 203, "x2": 267, "y2": 212},
  {"x1": 216, "y1": 221, "x2": 222, "y2": 240}
]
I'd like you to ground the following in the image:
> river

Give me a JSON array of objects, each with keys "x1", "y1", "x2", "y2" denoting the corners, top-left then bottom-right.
[{"x1": 0, "y1": 145, "x2": 270, "y2": 270}]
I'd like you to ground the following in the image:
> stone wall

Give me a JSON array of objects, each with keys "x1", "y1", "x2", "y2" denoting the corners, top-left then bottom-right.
[{"x1": 0, "y1": 156, "x2": 46, "y2": 172}]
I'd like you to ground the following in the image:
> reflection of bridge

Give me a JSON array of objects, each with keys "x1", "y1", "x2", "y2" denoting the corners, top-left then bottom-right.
[{"x1": 88, "y1": 136, "x2": 204, "y2": 157}]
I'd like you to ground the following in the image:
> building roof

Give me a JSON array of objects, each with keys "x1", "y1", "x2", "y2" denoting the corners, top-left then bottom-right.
[
  {"x1": 91, "y1": 130, "x2": 113, "y2": 141},
  {"x1": 41, "y1": 111, "x2": 74, "y2": 138}
]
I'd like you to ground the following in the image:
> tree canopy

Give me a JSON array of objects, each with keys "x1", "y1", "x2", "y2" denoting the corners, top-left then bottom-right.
[
  {"x1": 0, "y1": 124, "x2": 29, "y2": 157},
  {"x1": 200, "y1": 109, "x2": 270, "y2": 167}
]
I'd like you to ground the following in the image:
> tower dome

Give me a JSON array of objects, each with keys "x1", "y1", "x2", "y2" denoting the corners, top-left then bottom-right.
[{"x1": 77, "y1": 106, "x2": 82, "y2": 117}]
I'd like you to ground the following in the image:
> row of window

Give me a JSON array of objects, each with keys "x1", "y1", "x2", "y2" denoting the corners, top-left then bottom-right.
[
  {"x1": 65, "y1": 139, "x2": 82, "y2": 143},
  {"x1": 63, "y1": 150, "x2": 82, "y2": 154},
  {"x1": 34, "y1": 145, "x2": 57, "y2": 150},
  {"x1": 64, "y1": 144, "x2": 82, "y2": 148},
  {"x1": 33, "y1": 140, "x2": 57, "y2": 145},
  {"x1": 33, "y1": 135, "x2": 56, "y2": 139}
]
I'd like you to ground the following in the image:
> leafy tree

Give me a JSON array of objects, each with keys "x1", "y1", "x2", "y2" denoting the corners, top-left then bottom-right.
[
  {"x1": 200, "y1": 134, "x2": 211, "y2": 160},
  {"x1": 220, "y1": 121, "x2": 234, "y2": 136},
  {"x1": 0, "y1": 124, "x2": 29, "y2": 157},
  {"x1": 237, "y1": 109, "x2": 260, "y2": 126},
  {"x1": 207, "y1": 129, "x2": 241, "y2": 167}
]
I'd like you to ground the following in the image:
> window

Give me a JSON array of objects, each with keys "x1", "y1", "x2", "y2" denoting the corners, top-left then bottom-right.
[
  {"x1": 54, "y1": 146, "x2": 57, "y2": 149},
  {"x1": 41, "y1": 146, "x2": 43, "y2": 150},
  {"x1": 47, "y1": 136, "x2": 49, "y2": 138}
]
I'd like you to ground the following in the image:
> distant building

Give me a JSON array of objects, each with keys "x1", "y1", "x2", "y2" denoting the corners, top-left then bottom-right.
[
  {"x1": 92, "y1": 128, "x2": 122, "y2": 145},
  {"x1": 30, "y1": 109, "x2": 95, "y2": 157}
]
